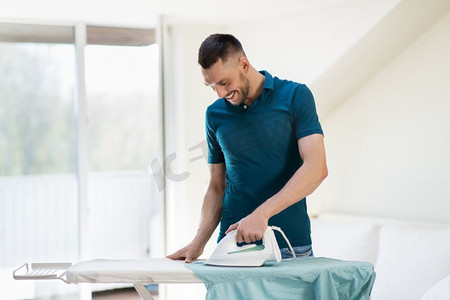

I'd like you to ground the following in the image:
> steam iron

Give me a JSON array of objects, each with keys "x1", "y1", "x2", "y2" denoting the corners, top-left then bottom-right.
[{"x1": 205, "y1": 226, "x2": 294, "y2": 267}]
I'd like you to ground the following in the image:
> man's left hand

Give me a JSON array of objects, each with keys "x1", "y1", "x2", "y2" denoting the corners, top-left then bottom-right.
[{"x1": 225, "y1": 210, "x2": 269, "y2": 244}]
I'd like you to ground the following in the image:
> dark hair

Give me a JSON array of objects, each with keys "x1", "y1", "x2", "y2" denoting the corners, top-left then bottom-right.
[{"x1": 198, "y1": 34, "x2": 245, "y2": 69}]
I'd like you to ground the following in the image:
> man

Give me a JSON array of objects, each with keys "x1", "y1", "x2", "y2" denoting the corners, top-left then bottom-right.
[{"x1": 168, "y1": 34, "x2": 327, "y2": 262}]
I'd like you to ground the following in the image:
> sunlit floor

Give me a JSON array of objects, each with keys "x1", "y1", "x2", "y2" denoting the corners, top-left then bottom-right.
[{"x1": 93, "y1": 288, "x2": 158, "y2": 300}]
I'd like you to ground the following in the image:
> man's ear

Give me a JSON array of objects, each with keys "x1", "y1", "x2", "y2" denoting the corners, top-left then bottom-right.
[{"x1": 239, "y1": 56, "x2": 250, "y2": 73}]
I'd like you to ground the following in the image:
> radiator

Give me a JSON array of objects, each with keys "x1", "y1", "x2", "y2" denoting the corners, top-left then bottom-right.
[
  {"x1": 0, "y1": 171, "x2": 159, "y2": 267},
  {"x1": 0, "y1": 174, "x2": 79, "y2": 268}
]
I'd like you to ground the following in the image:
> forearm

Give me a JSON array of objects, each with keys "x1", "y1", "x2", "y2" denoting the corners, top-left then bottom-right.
[
  {"x1": 256, "y1": 159, "x2": 327, "y2": 220},
  {"x1": 223, "y1": 134, "x2": 327, "y2": 244},
  {"x1": 166, "y1": 169, "x2": 224, "y2": 262},
  {"x1": 192, "y1": 184, "x2": 224, "y2": 247}
]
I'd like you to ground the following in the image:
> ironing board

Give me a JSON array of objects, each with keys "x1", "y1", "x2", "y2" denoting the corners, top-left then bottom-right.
[
  {"x1": 13, "y1": 258, "x2": 201, "y2": 300},
  {"x1": 14, "y1": 257, "x2": 375, "y2": 300}
]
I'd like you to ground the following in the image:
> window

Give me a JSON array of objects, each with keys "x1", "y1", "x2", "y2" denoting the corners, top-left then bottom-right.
[
  {"x1": 0, "y1": 23, "x2": 162, "y2": 299},
  {"x1": 84, "y1": 35, "x2": 161, "y2": 260}
]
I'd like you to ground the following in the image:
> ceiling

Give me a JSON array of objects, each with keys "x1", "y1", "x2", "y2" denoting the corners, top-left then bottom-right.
[
  {"x1": 153, "y1": 0, "x2": 349, "y2": 24},
  {"x1": 0, "y1": 0, "x2": 354, "y2": 27}
]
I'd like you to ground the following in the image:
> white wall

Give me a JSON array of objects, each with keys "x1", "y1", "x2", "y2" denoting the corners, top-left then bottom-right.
[
  {"x1": 314, "y1": 12, "x2": 450, "y2": 223},
  {"x1": 227, "y1": 0, "x2": 400, "y2": 84}
]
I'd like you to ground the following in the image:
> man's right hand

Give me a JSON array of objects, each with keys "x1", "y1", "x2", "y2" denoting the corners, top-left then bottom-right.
[{"x1": 166, "y1": 241, "x2": 204, "y2": 263}]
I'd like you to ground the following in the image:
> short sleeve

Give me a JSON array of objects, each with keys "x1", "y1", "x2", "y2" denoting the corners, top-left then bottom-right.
[
  {"x1": 292, "y1": 84, "x2": 323, "y2": 140},
  {"x1": 205, "y1": 109, "x2": 225, "y2": 164}
]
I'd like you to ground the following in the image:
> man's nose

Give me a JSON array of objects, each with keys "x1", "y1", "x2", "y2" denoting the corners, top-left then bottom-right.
[{"x1": 216, "y1": 86, "x2": 227, "y2": 98}]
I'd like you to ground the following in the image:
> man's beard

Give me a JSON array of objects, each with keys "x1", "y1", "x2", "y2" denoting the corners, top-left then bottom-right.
[{"x1": 231, "y1": 71, "x2": 250, "y2": 106}]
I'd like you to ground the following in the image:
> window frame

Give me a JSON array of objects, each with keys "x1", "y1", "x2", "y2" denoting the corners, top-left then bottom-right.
[{"x1": 0, "y1": 20, "x2": 162, "y2": 264}]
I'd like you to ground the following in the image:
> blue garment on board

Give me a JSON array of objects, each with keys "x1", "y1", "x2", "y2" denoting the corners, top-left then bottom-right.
[
  {"x1": 205, "y1": 71, "x2": 323, "y2": 249},
  {"x1": 186, "y1": 257, "x2": 376, "y2": 300}
]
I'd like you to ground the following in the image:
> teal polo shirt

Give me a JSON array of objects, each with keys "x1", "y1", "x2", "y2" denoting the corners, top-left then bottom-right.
[{"x1": 205, "y1": 71, "x2": 323, "y2": 249}]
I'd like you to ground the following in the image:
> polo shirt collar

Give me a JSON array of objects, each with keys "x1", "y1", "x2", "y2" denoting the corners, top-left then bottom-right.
[{"x1": 259, "y1": 70, "x2": 274, "y2": 99}]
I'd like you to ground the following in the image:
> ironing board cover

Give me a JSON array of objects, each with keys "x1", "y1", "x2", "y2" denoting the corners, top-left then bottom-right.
[
  {"x1": 186, "y1": 257, "x2": 376, "y2": 300},
  {"x1": 66, "y1": 258, "x2": 201, "y2": 284}
]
